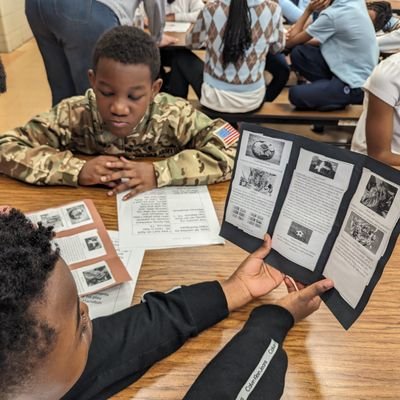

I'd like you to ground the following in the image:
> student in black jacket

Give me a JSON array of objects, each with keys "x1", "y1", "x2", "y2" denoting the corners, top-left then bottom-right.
[{"x1": 0, "y1": 207, "x2": 333, "y2": 400}]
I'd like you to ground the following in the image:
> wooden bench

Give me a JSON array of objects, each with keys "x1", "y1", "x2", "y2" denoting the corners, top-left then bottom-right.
[{"x1": 190, "y1": 100, "x2": 363, "y2": 127}]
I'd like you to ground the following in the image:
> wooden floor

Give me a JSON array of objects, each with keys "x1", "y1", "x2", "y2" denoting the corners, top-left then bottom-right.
[
  {"x1": 0, "y1": 40, "x2": 51, "y2": 131},
  {"x1": 2, "y1": 40, "x2": 400, "y2": 400}
]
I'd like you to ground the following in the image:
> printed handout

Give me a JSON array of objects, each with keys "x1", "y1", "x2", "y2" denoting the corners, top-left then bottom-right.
[
  {"x1": 221, "y1": 124, "x2": 400, "y2": 329},
  {"x1": 28, "y1": 200, "x2": 132, "y2": 296},
  {"x1": 164, "y1": 21, "x2": 191, "y2": 33},
  {"x1": 117, "y1": 186, "x2": 224, "y2": 250},
  {"x1": 83, "y1": 231, "x2": 145, "y2": 320}
]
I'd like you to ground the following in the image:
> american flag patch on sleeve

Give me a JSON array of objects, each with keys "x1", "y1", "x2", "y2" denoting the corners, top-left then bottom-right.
[{"x1": 214, "y1": 123, "x2": 240, "y2": 147}]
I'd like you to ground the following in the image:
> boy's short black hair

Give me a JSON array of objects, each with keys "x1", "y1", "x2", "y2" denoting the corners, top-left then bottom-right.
[
  {"x1": 367, "y1": 1, "x2": 393, "y2": 31},
  {"x1": 92, "y1": 26, "x2": 161, "y2": 81},
  {"x1": 0, "y1": 57, "x2": 6, "y2": 93},
  {"x1": 0, "y1": 209, "x2": 59, "y2": 398}
]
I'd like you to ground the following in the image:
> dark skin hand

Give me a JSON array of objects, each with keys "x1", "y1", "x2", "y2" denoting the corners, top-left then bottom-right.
[{"x1": 100, "y1": 156, "x2": 157, "y2": 200}]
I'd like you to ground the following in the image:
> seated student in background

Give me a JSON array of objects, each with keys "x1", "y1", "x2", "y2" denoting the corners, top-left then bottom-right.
[
  {"x1": 166, "y1": 0, "x2": 288, "y2": 113},
  {"x1": 160, "y1": 0, "x2": 205, "y2": 91},
  {"x1": 0, "y1": 26, "x2": 237, "y2": 201},
  {"x1": 351, "y1": 53, "x2": 400, "y2": 166},
  {"x1": 367, "y1": 1, "x2": 400, "y2": 52},
  {"x1": 0, "y1": 56, "x2": 5, "y2": 93},
  {"x1": 286, "y1": 0, "x2": 379, "y2": 111},
  {"x1": 165, "y1": 0, "x2": 205, "y2": 22},
  {"x1": 0, "y1": 207, "x2": 333, "y2": 400}
]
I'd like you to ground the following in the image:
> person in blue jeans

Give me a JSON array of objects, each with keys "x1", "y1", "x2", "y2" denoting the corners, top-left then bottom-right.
[
  {"x1": 25, "y1": 0, "x2": 168, "y2": 106},
  {"x1": 286, "y1": 0, "x2": 379, "y2": 111}
]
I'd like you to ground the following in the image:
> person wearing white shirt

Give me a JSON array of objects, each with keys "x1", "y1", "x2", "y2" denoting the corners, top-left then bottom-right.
[
  {"x1": 160, "y1": 0, "x2": 205, "y2": 91},
  {"x1": 166, "y1": 0, "x2": 205, "y2": 23},
  {"x1": 351, "y1": 53, "x2": 400, "y2": 166}
]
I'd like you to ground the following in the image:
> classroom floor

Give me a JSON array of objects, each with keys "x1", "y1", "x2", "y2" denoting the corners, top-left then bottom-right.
[{"x1": 0, "y1": 39, "x2": 354, "y2": 145}]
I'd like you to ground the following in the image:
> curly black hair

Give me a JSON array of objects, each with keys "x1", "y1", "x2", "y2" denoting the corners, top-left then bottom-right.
[
  {"x1": 92, "y1": 25, "x2": 161, "y2": 81},
  {"x1": 0, "y1": 209, "x2": 59, "y2": 399},
  {"x1": 367, "y1": 1, "x2": 393, "y2": 32},
  {"x1": 0, "y1": 57, "x2": 6, "y2": 93}
]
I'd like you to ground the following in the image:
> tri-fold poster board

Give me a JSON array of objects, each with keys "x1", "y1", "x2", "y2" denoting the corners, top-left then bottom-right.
[{"x1": 220, "y1": 123, "x2": 400, "y2": 329}]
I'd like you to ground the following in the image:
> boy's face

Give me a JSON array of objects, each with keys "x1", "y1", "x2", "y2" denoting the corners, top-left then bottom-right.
[
  {"x1": 20, "y1": 258, "x2": 93, "y2": 399},
  {"x1": 88, "y1": 57, "x2": 162, "y2": 138}
]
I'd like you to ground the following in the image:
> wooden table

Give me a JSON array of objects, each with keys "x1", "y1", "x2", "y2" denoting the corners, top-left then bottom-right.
[
  {"x1": 164, "y1": 30, "x2": 187, "y2": 47},
  {"x1": 2, "y1": 175, "x2": 400, "y2": 399}
]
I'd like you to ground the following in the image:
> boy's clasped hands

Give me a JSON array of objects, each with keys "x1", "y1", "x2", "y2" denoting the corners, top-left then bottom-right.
[{"x1": 78, "y1": 155, "x2": 156, "y2": 200}]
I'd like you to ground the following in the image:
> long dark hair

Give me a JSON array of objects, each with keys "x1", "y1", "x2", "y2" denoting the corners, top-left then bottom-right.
[
  {"x1": 221, "y1": 0, "x2": 252, "y2": 67},
  {"x1": 367, "y1": 1, "x2": 392, "y2": 31}
]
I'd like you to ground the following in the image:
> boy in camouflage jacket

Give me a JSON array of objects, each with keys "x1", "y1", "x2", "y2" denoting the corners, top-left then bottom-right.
[{"x1": 0, "y1": 26, "x2": 238, "y2": 200}]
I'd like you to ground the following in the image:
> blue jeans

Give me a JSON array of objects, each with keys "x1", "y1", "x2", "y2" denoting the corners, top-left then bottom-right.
[
  {"x1": 289, "y1": 44, "x2": 364, "y2": 111},
  {"x1": 25, "y1": 0, "x2": 119, "y2": 105}
]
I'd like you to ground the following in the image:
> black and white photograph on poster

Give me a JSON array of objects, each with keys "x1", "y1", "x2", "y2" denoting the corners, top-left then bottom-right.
[
  {"x1": 360, "y1": 175, "x2": 397, "y2": 218},
  {"x1": 238, "y1": 166, "x2": 276, "y2": 195},
  {"x1": 66, "y1": 204, "x2": 90, "y2": 225},
  {"x1": 344, "y1": 211, "x2": 384, "y2": 255},
  {"x1": 309, "y1": 156, "x2": 338, "y2": 179},
  {"x1": 85, "y1": 236, "x2": 103, "y2": 251},
  {"x1": 83, "y1": 264, "x2": 113, "y2": 287},
  {"x1": 287, "y1": 221, "x2": 313, "y2": 244},
  {"x1": 39, "y1": 213, "x2": 64, "y2": 229},
  {"x1": 245, "y1": 133, "x2": 284, "y2": 165}
]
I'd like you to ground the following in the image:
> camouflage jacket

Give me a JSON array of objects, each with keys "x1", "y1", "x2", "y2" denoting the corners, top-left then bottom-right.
[{"x1": 0, "y1": 90, "x2": 237, "y2": 187}]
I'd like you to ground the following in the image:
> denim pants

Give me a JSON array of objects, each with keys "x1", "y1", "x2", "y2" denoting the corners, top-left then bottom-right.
[
  {"x1": 289, "y1": 44, "x2": 364, "y2": 111},
  {"x1": 26, "y1": 0, "x2": 119, "y2": 105}
]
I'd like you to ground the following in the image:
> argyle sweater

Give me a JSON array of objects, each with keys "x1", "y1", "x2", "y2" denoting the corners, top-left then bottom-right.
[{"x1": 186, "y1": 0, "x2": 285, "y2": 92}]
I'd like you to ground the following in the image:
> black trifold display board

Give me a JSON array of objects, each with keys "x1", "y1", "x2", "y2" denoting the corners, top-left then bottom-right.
[{"x1": 220, "y1": 123, "x2": 400, "y2": 329}]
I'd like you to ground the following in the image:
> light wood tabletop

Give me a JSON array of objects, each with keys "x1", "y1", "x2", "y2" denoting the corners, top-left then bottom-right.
[
  {"x1": 2, "y1": 175, "x2": 400, "y2": 400},
  {"x1": 163, "y1": 29, "x2": 188, "y2": 48}
]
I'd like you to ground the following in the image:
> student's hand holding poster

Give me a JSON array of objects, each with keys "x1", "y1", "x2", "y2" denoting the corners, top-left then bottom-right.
[{"x1": 221, "y1": 123, "x2": 400, "y2": 329}]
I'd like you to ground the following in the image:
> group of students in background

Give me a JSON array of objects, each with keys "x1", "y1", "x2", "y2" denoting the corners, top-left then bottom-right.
[
  {"x1": 161, "y1": 0, "x2": 400, "y2": 167},
  {"x1": 7, "y1": 1, "x2": 400, "y2": 173}
]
